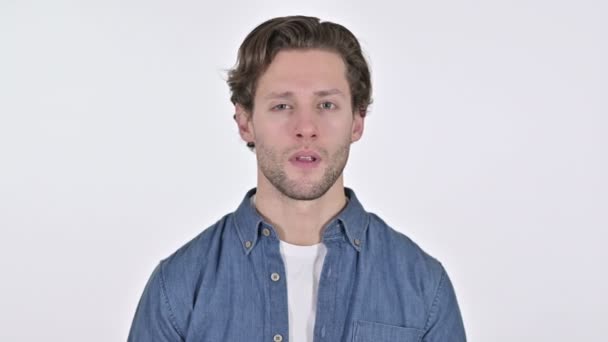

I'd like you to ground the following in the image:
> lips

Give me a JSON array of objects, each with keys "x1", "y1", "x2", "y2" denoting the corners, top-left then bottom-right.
[
  {"x1": 289, "y1": 150, "x2": 322, "y2": 163},
  {"x1": 289, "y1": 150, "x2": 322, "y2": 169}
]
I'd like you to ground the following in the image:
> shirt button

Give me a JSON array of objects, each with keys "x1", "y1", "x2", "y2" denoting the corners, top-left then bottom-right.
[
  {"x1": 244, "y1": 241, "x2": 252, "y2": 248},
  {"x1": 271, "y1": 272, "x2": 280, "y2": 282},
  {"x1": 262, "y1": 228, "x2": 270, "y2": 236},
  {"x1": 273, "y1": 334, "x2": 283, "y2": 342},
  {"x1": 354, "y1": 239, "x2": 361, "y2": 246}
]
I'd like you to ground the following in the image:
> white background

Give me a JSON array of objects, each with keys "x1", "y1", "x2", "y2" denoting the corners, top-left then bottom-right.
[{"x1": 1, "y1": 0, "x2": 606, "y2": 341}]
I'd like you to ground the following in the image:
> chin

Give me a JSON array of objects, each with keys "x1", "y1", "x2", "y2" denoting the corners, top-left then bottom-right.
[{"x1": 278, "y1": 180, "x2": 335, "y2": 201}]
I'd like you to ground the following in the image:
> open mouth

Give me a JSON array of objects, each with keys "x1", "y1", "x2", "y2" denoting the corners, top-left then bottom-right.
[
  {"x1": 290, "y1": 151, "x2": 322, "y2": 169},
  {"x1": 295, "y1": 155, "x2": 317, "y2": 162}
]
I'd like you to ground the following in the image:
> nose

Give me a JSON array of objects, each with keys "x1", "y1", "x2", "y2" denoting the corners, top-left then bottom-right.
[{"x1": 293, "y1": 108, "x2": 318, "y2": 141}]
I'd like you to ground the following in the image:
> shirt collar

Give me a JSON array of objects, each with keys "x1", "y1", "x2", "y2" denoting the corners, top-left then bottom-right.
[{"x1": 233, "y1": 187, "x2": 370, "y2": 255}]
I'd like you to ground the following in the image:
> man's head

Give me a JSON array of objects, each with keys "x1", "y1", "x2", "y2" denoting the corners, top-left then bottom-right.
[
  {"x1": 228, "y1": 16, "x2": 372, "y2": 200},
  {"x1": 228, "y1": 16, "x2": 372, "y2": 137}
]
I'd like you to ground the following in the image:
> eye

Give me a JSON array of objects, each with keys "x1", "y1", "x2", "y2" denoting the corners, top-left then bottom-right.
[
  {"x1": 319, "y1": 102, "x2": 337, "y2": 110},
  {"x1": 271, "y1": 103, "x2": 291, "y2": 111}
]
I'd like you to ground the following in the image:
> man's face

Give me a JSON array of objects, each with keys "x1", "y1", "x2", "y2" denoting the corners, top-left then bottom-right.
[{"x1": 237, "y1": 49, "x2": 364, "y2": 201}]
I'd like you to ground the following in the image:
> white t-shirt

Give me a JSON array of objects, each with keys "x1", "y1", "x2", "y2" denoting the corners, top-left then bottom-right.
[{"x1": 279, "y1": 240, "x2": 327, "y2": 342}]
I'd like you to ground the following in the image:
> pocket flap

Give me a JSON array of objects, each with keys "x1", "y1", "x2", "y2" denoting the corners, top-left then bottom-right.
[{"x1": 353, "y1": 320, "x2": 423, "y2": 342}]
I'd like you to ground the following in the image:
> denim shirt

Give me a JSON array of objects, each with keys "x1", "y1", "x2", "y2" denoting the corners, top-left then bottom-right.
[{"x1": 128, "y1": 188, "x2": 466, "y2": 342}]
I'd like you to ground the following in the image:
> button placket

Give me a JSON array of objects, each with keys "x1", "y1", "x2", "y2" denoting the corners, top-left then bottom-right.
[
  {"x1": 313, "y1": 240, "x2": 342, "y2": 341},
  {"x1": 263, "y1": 233, "x2": 289, "y2": 342}
]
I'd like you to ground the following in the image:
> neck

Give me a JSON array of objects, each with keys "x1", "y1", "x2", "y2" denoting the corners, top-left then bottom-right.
[{"x1": 253, "y1": 176, "x2": 347, "y2": 246}]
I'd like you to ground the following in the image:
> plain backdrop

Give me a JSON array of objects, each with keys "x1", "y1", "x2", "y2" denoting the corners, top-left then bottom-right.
[{"x1": 1, "y1": 0, "x2": 606, "y2": 341}]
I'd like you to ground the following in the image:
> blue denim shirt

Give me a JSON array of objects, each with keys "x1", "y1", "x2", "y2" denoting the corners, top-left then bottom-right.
[{"x1": 128, "y1": 188, "x2": 466, "y2": 341}]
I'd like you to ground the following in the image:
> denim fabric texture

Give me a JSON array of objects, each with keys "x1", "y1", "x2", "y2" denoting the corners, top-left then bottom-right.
[{"x1": 128, "y1": 188, "x2": 466, "y2": 342}]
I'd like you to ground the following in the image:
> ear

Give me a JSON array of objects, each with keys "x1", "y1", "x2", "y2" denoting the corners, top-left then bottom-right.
[
  {"x1": 351, "y1": 113, "x2": 365, "y2": 143},
  {"x1": 234, "y1": 104, "x2": 255, "y2": 143}
]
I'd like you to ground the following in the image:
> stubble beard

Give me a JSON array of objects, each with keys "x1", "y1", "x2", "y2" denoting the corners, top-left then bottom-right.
[{"x1": 256, "y1": 141, "x2": 350, "y2": 201}]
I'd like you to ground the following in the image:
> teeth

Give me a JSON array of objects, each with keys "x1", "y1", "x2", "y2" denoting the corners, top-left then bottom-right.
[{"x1": 297, "y1": 156, "x2": 314, "y2": 162}]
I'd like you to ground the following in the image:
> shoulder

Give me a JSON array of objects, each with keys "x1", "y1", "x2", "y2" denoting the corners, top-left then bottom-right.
[
  {"x1": 161, "y1": 212, "x2": 233, "y2": 277},
  {"x1": 365, "y1": 212, "x2": 446, "y2": 296},
  {"x1": 156, "y1": 212, "x2": 235, "y2": 305},
  {"x1": 362, "y1": 213, "x2": 466, "y2": 338},
  {"x1": 366, "y1": 213, "x2": 440, "y2": 264},
  {"x1": 129, "y1": 213, "x2": 236, "y2": 338}
]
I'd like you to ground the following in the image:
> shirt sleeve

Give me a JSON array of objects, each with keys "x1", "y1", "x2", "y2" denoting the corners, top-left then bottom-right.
[
  {"x1": 422, "y1": 266, "x2": 467, "y2": 342},
  {"x1": 128, "y1": 262, "x2": 185, "y2": 342}
]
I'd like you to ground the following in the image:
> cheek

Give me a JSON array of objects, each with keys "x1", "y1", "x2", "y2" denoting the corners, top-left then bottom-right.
[
  {"x1": 253, "y1": 122, "x2": 288, "y2": 146},
  {"x1": 251, "y1": 118, "x2": 271, "y2": 136},
  {"x1": 253, "y1": 113, "x2": 285, "y2": 129},
  {"x1": 325, "y1": 118, "x2": 355, "y2": 138}
]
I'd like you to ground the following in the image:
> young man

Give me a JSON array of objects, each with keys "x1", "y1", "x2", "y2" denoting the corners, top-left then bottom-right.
[{"x1": 128, "y1": 16, "x2": 466, "y2": 342}]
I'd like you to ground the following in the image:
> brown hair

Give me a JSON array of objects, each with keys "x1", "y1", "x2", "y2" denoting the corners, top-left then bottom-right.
[{"x1": 227, "y1": 15, "x2": 372, "y2": 127}]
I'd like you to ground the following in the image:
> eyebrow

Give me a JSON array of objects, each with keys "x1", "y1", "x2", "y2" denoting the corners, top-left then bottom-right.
[
  {"x1": 314, "y1": 89, "x2": 345, "y2": 98},
  {"x1": 264, "y1": 91, "x2": 294, "y2": 100},
  {"x1": 263, "y1": 89, "x2": 345, "y2": 100}
]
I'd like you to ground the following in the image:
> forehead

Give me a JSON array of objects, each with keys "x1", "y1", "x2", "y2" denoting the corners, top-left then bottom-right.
[{"x1": 256, "y1": 49, "x2": 350, "y2": 97}]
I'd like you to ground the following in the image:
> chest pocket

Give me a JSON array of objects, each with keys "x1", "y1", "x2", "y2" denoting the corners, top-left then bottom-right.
[{"x1": 353, "y1": 320, "x2": 423, "y2": 342}]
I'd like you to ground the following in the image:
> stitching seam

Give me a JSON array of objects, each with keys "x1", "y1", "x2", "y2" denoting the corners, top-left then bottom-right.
[
  {"x1": 423, "y1": 266, "x2": 447, "y2": 333},
  {"x1": 159, "y1": 262, "x2": 186, "y2": 340}
]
